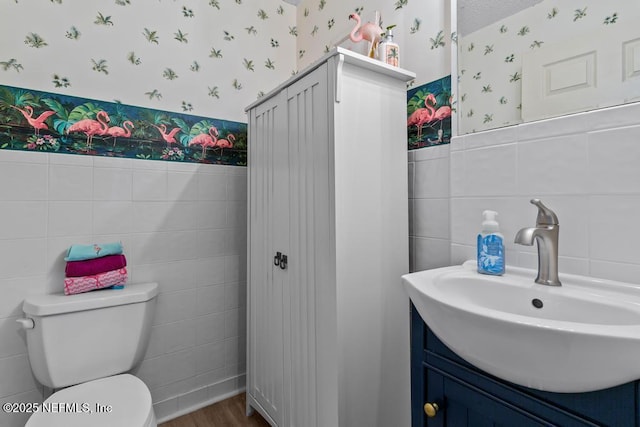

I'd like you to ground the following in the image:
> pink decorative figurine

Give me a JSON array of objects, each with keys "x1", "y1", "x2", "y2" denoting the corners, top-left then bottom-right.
[{"x1": 348, "y1": 12, "x2": 383, "y2": 59}]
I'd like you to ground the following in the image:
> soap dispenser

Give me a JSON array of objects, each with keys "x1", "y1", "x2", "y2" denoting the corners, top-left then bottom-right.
[
  {"x1": 477, "y1": 210, "x2": 505, "y2": 275},
  {"x1": 378, "y1": 25, "x2": 399, "y2": 67}
]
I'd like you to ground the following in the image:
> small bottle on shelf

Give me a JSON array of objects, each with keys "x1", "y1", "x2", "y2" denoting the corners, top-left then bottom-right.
[{"x1": 378, "y1": 26, "x2": 399, "y2": 67}]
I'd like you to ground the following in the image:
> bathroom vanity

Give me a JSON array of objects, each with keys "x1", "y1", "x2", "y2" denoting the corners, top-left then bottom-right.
[{"x1": 411, "y1": 307, "x2": 638, "y2": 426}]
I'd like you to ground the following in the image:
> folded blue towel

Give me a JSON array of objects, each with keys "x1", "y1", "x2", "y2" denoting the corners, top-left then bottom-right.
[{"x1": 64, "y1": 242, "x2": 123, "y2": 261}]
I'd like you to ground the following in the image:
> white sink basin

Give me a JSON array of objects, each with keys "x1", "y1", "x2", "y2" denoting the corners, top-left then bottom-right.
[{"x1": 402, "y1": 260, "x2": 640, "y2": 393}]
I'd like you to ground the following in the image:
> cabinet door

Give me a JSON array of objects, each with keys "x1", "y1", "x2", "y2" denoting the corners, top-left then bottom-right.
[
  {"x1": 248, "y1": 92, "x2": 287, "y2": 426},
  {"x1": 427, "y1": 370, "x2": 554, "y2": 427},
  {"x1": 282, "y1": 62, "x2": 330, "y2": 427}
]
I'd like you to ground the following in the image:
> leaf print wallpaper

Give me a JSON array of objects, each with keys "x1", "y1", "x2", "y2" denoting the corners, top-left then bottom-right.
[
  {"x1": 458, "y1": 0, "x2": 640, "y2": 134},
  {"x1": 2, "y1": 0, "x2": 453, "y2": 153},
  {"x1": 295, "y1": 0, "x2": 451, "y2": 93},
  {"x1": 0, "y1": 0, "x2": 296, "y2": 127}
]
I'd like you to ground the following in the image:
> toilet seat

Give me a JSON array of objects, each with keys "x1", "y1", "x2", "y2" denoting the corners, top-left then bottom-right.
[{"x1": 26, "y1": 374, "x2": 155, "y2": 427}]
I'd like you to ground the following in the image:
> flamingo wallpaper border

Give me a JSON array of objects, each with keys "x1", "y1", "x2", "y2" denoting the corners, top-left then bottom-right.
[
  {"x1": 407, "y1": 75, "x2": 452, "y2": 150},
  {"x1": 0, "y1": 84, "x2": 247, "y2": 166}
]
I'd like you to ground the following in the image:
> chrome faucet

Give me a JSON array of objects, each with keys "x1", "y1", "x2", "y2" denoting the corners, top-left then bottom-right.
[{"x1": 514, "y1": 199, "x2": 561, "y2": 286}]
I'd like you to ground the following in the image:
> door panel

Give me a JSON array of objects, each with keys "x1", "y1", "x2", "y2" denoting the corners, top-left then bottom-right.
[
  {"x1": 522, "y1": 21, "x2": 640, "y2": 121},
  {"x1": 444, "y1": 378, "x2": 549, "y2": 427},
  {"x1": 248, "y1": 94, "x2": 286, "y2": 426},
  {"x1": 249, "y1": 64, "x2": 330, "y2": 427},
  {"x1": 427, "y1": 370, "x2": 553, "y2": 427},
  {"x1": 283, "y1": 63, "x2": 329, "y2": 427}
]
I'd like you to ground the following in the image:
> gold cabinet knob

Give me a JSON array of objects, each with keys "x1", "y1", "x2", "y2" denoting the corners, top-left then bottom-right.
[{"x1": 424, "y1": 402, "x2": 439, "y2": 417}]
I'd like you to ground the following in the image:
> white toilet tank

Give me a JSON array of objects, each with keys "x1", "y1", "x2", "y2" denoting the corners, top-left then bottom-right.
[{"x1": 22, "y1": 283, "x2": 158, "y2": 389}]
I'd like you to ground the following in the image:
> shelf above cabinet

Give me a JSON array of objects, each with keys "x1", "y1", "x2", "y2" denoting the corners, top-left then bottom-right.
[{"x1": 246, "y1": 47, "x2": 415, "y2": 111}]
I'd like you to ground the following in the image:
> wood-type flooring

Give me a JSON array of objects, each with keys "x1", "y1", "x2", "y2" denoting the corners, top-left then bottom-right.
[{"x1": 159, "y1": 393, "x2": 269, "y2": 427}]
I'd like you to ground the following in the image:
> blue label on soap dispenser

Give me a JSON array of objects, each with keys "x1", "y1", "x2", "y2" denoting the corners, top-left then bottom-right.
[{"x1": 477, "y1": 234, "x2": 505, "y2": 275}]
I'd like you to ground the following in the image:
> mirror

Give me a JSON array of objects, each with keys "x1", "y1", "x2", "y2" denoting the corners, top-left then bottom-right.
[{"x1": 456, "y1": 0, "x2": 640, "y2": 134}]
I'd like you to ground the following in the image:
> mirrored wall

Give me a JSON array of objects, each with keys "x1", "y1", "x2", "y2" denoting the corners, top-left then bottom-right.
[{"x1": 456, "y1": 0, "x2": 640, "y2": 134}]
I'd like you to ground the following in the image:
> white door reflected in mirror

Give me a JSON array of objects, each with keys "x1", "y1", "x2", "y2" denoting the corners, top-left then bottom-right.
[{"x1": 456, "y1": 0, "x2": 640, "y2": 135}]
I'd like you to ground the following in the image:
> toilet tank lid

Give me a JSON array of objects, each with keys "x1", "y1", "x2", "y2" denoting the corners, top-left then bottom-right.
[{"x1": 23, "y1": 282, "x2": 159, "y2": 316}]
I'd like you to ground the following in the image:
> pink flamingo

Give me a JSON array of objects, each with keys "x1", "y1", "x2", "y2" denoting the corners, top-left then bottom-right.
[
  {"x1": 428, "y1": 97, "x2": 452, "y2": 132},
  {"x1": 67, "y1": 111, "x2": 110, "y2": 149},
  {"x1": 215, "y1": 133, "x2": 235, "y2": 157},
  {"x1": 10, "y1": 105, "x2": 56, "y2": 136},
  {"x1": 152, "y1": 124, "x2": 182, "y2": 147},
  {"x1": 107, "y1": 121, "x2": 134, "y2": 146},
  {"x1": 204, "y1": 128, "x2": 220, "y2": 153},
  {"x1": 188, "y1": 126, "x2": 218, "y2": 158},
  {"x1": 348, "y1": 13, "x2": 383, "y2": 58},
  {"x1": 407, "y1": 94, "x2": 436, "y2": 139},
  {"x1": 432, "y1": 104, "x2": 452, "y2": 122}
]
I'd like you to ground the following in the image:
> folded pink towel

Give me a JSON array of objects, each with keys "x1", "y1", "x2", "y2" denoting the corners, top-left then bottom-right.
[
  {"x1": 65, "y1": 254, "x2": 127, "y2": 277},
  {"x1": 64, "y1": 267, "x2": 128, "y2": 296}
]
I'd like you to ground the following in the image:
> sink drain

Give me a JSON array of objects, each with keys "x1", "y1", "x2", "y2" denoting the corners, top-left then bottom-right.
[{"x1": 532, "y1": 298, "x2": 543, "y2": 309}]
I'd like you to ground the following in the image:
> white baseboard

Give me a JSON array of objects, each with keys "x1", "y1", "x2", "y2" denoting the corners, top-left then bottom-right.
[{"x1": 154, "y1": 374, "x2": 246, "y2": 424}]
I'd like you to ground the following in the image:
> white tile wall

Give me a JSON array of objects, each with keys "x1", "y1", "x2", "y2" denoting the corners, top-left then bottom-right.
[
  {"x1": 411, "y1": 102, "x2": 640, "y2": 283},
  {"x1": 447, "y1": 102, "x2": 640, "y2": 284},
  {"x1": 0, "y1": 151, "x2": 247, "y2": 426},
  {"x1": 0, "y1": 389, "x2": 43, "y2": 427},
  {"x1": 408, "y1": 146, "x2": 452, "y2": 271},
  {"x1": 48, "y1": 163, "x2": 94, "y2": 201}
]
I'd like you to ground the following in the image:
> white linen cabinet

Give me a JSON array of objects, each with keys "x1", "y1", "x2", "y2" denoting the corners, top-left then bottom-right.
[{"x1": 246, "y1": 48, "x2": 415, "y2": 427}]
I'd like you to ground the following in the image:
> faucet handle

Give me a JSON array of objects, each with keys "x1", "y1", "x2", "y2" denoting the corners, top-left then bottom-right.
[{"x1": 530, "y1": 199, "x2": 559, "y2": 226}]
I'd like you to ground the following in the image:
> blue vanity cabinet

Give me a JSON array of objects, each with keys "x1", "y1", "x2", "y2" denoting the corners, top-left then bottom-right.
[
  {"x1": 411, "y1": 305, "x2": 638, "y2": 427},
  {"x1": 426, "y1": 369, "x2": 557, "y2": 427}
]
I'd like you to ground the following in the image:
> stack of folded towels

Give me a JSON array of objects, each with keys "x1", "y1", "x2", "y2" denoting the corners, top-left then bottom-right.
[{"x1": 63, "y1": 242, "x2": 128, "y2": 295}]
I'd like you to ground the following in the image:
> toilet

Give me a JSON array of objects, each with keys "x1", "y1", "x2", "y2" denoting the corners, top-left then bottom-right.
[{"x1": 18, "y1": 282, "x2": 159, "y2": 427}]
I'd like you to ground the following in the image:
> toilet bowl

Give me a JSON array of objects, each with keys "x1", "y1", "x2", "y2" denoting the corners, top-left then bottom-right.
[
  {"x1": 19, "y1": 283, "x2": 159, "y2": 427},
  {"x1": 25, "y1": 374, "x2": 156, "y2": 427}
]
